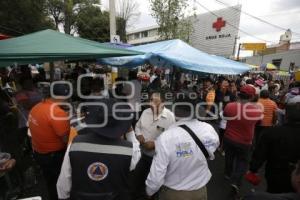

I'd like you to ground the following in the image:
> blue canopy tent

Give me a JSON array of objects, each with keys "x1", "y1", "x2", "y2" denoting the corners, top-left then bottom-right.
[
  {"x1": 99, "y1": 39, "x2": 251, "y2": 75},
  {"x1": 102, "y1": 42, "x2": 133, "y2": 49}
]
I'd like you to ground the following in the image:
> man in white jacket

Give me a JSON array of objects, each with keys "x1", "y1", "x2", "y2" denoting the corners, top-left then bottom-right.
[{"x1": 146, "y1": 105, "x2": 219, "y2": 200}]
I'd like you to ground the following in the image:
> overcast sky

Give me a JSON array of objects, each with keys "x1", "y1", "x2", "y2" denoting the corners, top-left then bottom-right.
[{"x1": 102, "y1": 0, "x2": 300, "y2": 56}]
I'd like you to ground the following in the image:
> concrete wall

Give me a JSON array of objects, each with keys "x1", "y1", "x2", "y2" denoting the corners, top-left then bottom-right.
[{"x1": 244, "y1": 49, "x2": 300, "y2": 71}]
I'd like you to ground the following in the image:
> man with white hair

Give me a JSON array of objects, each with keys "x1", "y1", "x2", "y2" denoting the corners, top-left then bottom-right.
[{"x1": 133, "y1": 91, "x2": 175, "y2": 199}]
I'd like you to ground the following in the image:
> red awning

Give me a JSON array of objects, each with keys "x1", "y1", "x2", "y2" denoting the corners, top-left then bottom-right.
[{"x1": 0, "y1": 33, "x2": 11, "y2": 40}]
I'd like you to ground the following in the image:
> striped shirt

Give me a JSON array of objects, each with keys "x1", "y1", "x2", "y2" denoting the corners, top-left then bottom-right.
[{"x1": 258, "y1": 98, "x2": 278, "y2": 127}]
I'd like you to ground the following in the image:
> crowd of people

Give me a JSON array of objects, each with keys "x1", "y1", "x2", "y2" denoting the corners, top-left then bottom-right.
[{"x1": 0, "y1": 64, "x2": 300, "y2": 200}]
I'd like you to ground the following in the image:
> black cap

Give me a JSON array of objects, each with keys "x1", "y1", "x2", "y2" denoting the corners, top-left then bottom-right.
[{"x1": 82, "y1": 99, "x2": 134, "y2": 139}]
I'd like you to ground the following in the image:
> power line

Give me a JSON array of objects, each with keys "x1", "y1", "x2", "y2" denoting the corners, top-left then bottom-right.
[
  {"x1": 195, "y1": 1, "x2": 277, "y2": 44},
  {"x1": 257, "y1": 9, "x2": 300, "y2": 18},
  {"x1": 215, "y1": 0, "x2": 300, "y2": 37}
]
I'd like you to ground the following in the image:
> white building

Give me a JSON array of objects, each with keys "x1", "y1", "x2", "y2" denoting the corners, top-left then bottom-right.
[
  {"x1": 243, "y1": 49, "x2": 300, "y2": 71},
  {"x1": 127, "y1": 25, "x2": 159, "y2": 45},
  {"x1": 243, "y1": 30, "x2": 300, "y2": 71},
  {"x1": 126, "y1": 5, "x2": 241, "y2": 57}
]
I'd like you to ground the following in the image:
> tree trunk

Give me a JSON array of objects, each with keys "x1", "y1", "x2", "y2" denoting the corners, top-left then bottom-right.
[
  {"x1": 54, "y1": 17, "x2": 59, "y2": 30},
  {"x1": 63, "y1": 0, "x2": 72, "y2": 34}
]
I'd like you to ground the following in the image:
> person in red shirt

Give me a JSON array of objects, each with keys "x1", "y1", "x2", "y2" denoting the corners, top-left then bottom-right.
[
  {"x1": 223, "y1": 85, "x2": 262, "y2": 196},
  {"x1": 29, "y1": 83, "x2": 70, "y2": 200}
]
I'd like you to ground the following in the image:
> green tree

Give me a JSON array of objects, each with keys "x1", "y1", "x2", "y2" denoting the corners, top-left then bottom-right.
[
  {"x1": 116, "y1": 0, "x2": 140, "y2": 42},
  {"x1": 116, "y1": 17, "x2": 127, "y2": 42},
  {"x1": 75, "y1": 4, "x2": 129, "y2": 43},
  {"x1": 75, "y1": 5, "x2": 110, "y2": 42},
  {"x1": 64, "y1": 0, "x2": 99, "y2": 34},
  {"x1": 46, "y1": 0, "x2": 64, "y2": 30},
  {"x1": 0, "y1": 0, "x2": 54, "y2": 36},
  {"x1": 149, "y1": 0, "x2": 193, "y2": 42},
  {"x1": 45, "y1": 0, "x2": 98, "y2": 34}
]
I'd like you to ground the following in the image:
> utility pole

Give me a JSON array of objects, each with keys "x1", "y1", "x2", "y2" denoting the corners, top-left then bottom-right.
[
  {"x1": 109, "y1": 0, "x2": 118, "y2": 83},
  {"x1": 109, "y1": 0, "x2": 117, "y2": 42},
  {"x1": 237, "y1": 43, "x2": 242, "y2": 61},
  {"x1": 232, "y1": 36, "x2": 239, "y2": 58},
  {"x1": 50, "y1": 62, "x2": 54, "y2": 82}
]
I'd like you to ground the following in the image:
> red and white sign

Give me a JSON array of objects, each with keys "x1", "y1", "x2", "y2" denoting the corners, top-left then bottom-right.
[
  {"x1": 213, "y1": 17, "x2": 226, "y2": 32},
  {"x1": 190, "y1": 5, "x2": 241, "y2": 57}
]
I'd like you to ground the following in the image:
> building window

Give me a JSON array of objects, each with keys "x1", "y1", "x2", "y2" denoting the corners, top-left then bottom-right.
[
  {"x1": 272, "y1": 59, "x2": 282, "y2": 69},
  {"x1": 127, "y1": 34, "x2": 133, "y2": 40},
  {"x1": 141, "y1": 31, "x2": 148, "y2": 38},
  {"x1": 148, "y1": 29, "x2": 158, "y2": 37},
  {"x1": 134, "y1": 33, "x2": 140, "y2": 39}
]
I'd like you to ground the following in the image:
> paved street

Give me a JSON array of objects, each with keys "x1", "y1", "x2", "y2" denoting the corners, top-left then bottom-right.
[
  {"x1": 18, "y1": 151, "x2": 266, "y2": 200},
  {"x1": 207, "y1": 153, "x2": 266, "y2": 200}
]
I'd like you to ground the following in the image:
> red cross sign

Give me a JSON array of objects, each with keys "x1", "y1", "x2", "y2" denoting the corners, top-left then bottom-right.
[{"x1": 213, "y1": 17, "x2": 226, "y2": 32}]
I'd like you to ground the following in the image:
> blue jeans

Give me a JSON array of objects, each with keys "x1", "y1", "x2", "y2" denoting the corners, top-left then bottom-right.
[{"x1": 224, "y1": 138, "x2": 251, "y2": 186}]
